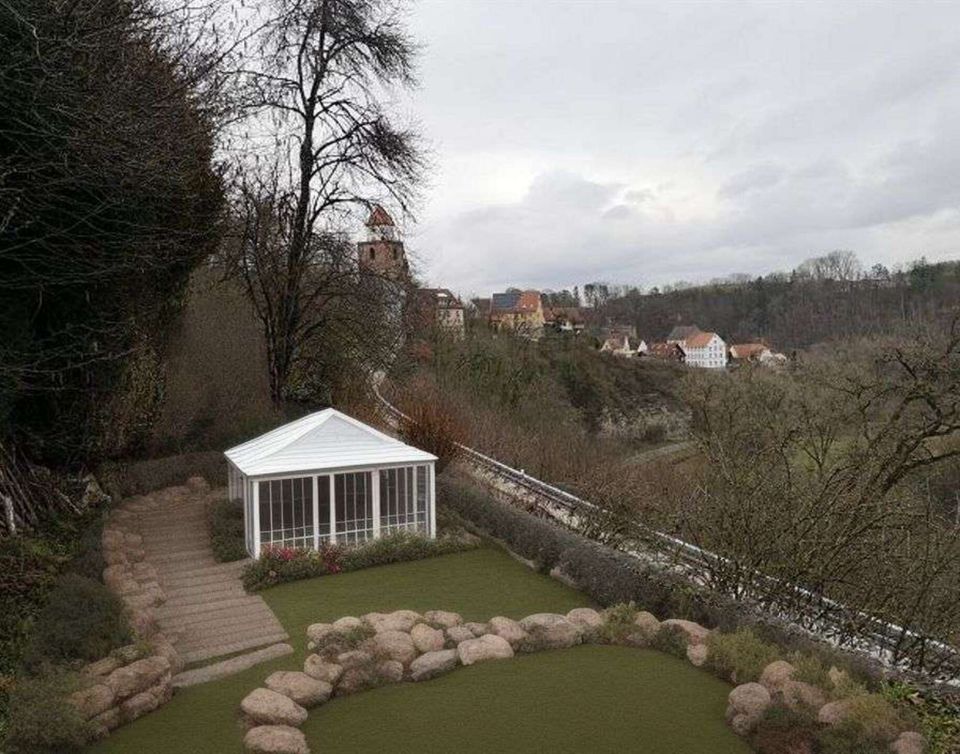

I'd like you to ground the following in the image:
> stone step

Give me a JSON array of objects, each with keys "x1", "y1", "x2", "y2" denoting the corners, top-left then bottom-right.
[
  {"x1": 148, "y1": 548, "x2": 216, "y2": 564},
  {"x1": 161, "y1": 579, "x2": 246, "y2": 602},
  {"x1": 178, "y1": 632, "x2": 289, "y2": 665},
  {"x1": 157, "y1": 594, "x2": 265, "y2": 621},
  {"x1": 174, "y1": 614, "x2": 284, "y2": 648},
  {"x1": 159, "y1": 563, "x2": 248, "y2": 585},
  {"x1": 161, "y1": 588, "x2": 247, "y2": 609},
  {"x1": 153, "y1": 557, "x2": 221, "y2": 575},
  {"x1": 160, "y1": 565, "x2": 249, "y2": 590},
  {"x1": 172, "y1": 643, "x2": 294, "y2": 688}
]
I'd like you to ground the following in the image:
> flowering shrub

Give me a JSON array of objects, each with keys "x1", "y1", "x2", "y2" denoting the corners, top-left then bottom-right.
[{"x1": 242, "y1": 532, "x2": 478, "y2": 591}]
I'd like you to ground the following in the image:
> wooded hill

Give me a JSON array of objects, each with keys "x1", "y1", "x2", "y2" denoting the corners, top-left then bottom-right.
[{"x1": 593, "y1": 257, "x2": 960, "y2": 349}]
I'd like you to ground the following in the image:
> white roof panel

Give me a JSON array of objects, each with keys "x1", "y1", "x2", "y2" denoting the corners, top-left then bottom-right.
[{"x1": 224, "y1": 409, "x2": 436, "y2": 477}]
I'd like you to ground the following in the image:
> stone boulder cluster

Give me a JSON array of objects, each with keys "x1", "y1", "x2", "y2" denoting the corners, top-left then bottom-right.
[
  {"x1": 67, "y1": 645, "x2": 174, "y2": 739},
  {"x1": 239, "y1": 606, "x2": 722, "y2": 754},
  {"x1": 726, "y1": 659, "x2": 925, "y2": 753},
  {"x1": 76, "y1": 476, "x2": 216, "y2": 739}
]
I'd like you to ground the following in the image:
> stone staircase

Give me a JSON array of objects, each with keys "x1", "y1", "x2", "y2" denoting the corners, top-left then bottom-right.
[{"x1": 137, "y1": 492, "x2": 289, "y2": 669}]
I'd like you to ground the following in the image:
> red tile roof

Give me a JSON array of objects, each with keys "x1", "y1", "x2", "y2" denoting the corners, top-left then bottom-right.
[
  {"x1": 683, "y1": 331, "x2": 718, "y2": 348},
  {"x1": 366, "y1": 205, "x2": 394, "y2": 227}
]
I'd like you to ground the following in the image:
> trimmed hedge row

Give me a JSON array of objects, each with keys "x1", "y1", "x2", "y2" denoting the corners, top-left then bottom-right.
[
  {"x1": 242, "y1": 531, "x2": 481, "y2": 591},
  {"x1": 437, "y1": 471, "x2": 886, "y2": 685}
]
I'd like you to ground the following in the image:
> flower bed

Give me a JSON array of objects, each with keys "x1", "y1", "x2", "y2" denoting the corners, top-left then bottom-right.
[
  {"x1": 241, "y1": 531, "x2": 482, "y2": 592},
  {"x1": 237, "y1": 604, "x2": 926, "y2": 754}
]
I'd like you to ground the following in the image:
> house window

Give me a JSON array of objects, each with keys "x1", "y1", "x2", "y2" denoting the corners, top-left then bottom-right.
[
  {"x1": 369, "y1": 248, "x2": 376, "y2": 260},
  {"x1": 392, "y1": 248, "x2": 398, "y2": 261}
]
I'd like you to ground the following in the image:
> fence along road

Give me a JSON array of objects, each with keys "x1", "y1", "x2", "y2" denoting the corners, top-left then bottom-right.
[{"x1": 374, "y1": 383, "x2": 960, "y2": 686}]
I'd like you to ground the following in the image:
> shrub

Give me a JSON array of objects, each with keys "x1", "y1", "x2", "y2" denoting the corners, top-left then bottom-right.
[
  {"x1": 208, "y1": 499, "x2": 247, "y2": 562},
  {"x1": 25, "y1": 574, "x2": 132, "y2": 669},
  {"x1": 706, "y1": 628, "x2": 781, "y2": 684},
  {"x1": 752, "y1": 705, "x2": 819, "y2": 754},
  {"x1": 99, "y1": 451, "x2": 224, "y2": 498},
  {"x1": 787, "y1": 650, "x2": 830, "y2": 689},
  {"x1": 242, "y1": 532, "x2": 479, "y2": 591},
  {"x1": 4, "y1": 670, "x2": 91, "y2": 754},
  {"x1": 595, "y1": 602, "x2": 638, "y2": 644},
  {"x1": 651, "y1": 623, "x2": 688, "y2": 659},
  {"x1": 397, "y1": 379, "x2": 467, "y2": 473}
]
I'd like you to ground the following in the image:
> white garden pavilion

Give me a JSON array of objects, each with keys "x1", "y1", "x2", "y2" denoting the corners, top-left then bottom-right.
[{"x1": 224, "y1": 409, "x2": 437, "y2": 559}]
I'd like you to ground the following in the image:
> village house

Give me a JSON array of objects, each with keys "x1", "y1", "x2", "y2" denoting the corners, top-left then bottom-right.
[
  {"x1": 544, "y1": 306, "x2": 586, "y2": 334},
  {"x1": 647, "y1": 342, "x2": 685, "y2": 362},
  {"x1": 489, "y1": 289, "x2": 545, "y2": 338},
  {"x1": 730, "y1": 342, "x2": 788, "y2": 368},
  {"x1": 600, "y1": 333, "x2": 641, "y2": 357},
  {"x1": 666, "y1": 324, "x2": 701, "y2": 345},
  {"x1": 680, "y1": 330, "x2": 728, "y2": 369},
  {"x1": 416, "y1": 288, "x2": 465, "y2": 339}
]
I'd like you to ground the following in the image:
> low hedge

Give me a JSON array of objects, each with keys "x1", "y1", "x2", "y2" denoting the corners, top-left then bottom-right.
[
  {"x1": 24, "y1": 574, "x2": 132, "y2": 670},
  {"x1": 99, "y1": 450, "x2": 225, "y2": 499},
  {"x1": 437, "y1": 471, "x2": 888, "y2": 684},
  {"x1": 242, "y1": 531, "x2": 480, "y2": 591},
  {"x1": 209, "y1": 499, "x2": 247, "y2": 563}
]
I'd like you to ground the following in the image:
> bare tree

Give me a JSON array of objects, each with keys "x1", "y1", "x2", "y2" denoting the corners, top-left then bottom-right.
[{"x1": 226, "y1": 0, "x2": 424, "y2": 405}]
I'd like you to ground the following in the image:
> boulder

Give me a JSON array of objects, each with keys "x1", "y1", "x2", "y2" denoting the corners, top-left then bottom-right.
[
  {"x1": 779, "y1": 680, "x2": 827, "y2": 712},
  {"x1": 519, "y1": 613, "x2": 581, "y2": 651},
  {"x1": 306, "y1": 622, "x2": 336, "y2": 645},
  {"x1": 445, "y1": 626, "x2": 475, "y2": 645},
  {"x1": 69, "y1": 683, "x2": 115, "y2": 719},
  {"x1": 240, "y1": 688, "x2": 308, "y2": 728},
  {"x1": 83, "y1": 656, "x2": 122, "y2": 678},
  {"x1": 377, "y1": 660, "x2": 404, "y2": 684},
  {"x1": 105, "y1": 655, "x2": 170, "y2": 700},
  {"x1": 332, "y1": 616, "x2": 364, "y2": 633},
  {"x1": 818, "y1": 699, "x2": 855, "y2": 726},
  {"x1": 660, "y1": 619, "x2": 710, "y2": 646},
  {"x1": 424, "y1": 610, "x2": 462, "y2": 628},
  {"x1": 759, "y1": 660, "x2": 796, "y2": 692},
  {"x1": 90, "y1": 707, "x2": 121, "y2": 734},
  {"x1": 303, "y1": 656, "x2": 343, "y2": 685},
  {"x1": 890, "y1": 731, "x2": 925, "y2": 754},
  {"x1": 458, "y1": 634, "x2": 514, "y2": 666},
  {"x1": 120, "y1": 688, "x2": 160, "y2": 722},
  {"x1": 371, "y1": 630, "x2": 418, "y2": 665},
  {"x1": 336, "y1": 666, "x2": 376, "y2": 696},
  {"x1": 152, "y1": 637, "x2": 184, "y2": 676},
  {"x1": 410, "y1": 649, "x2": 460, "y2": 682},
  {"x1": 566, "y1": 608, "x2": 603, "y2": 630},
  {"x1": 336, "y1": 650, "x2": 374, "y2": 670},
  {"x1": 488, "y1": 617, "x2": 528, "y2": 648},
  {"x1": 265, "y1": 671, "x2": 332, "y2": 708},
  {"x1": 364, "y1": 610, "x2": 422, "y2": 633},
  {"x1": 129, "y1": 609, "x2": 158, "y2": 639},
  {"x1": 686, "y1": 643, "x2": 709, "y2": 667},
  {"x1": 464, "y1": 622, "x2": 489, "y2": 637},
  {"x1": 625, "y1": 611, "x2": 661, "y2": 646},
  {"x1": 726, "y1": 682, "x2": 771, "y2": 736},
  {"x1": 410, "y1": 623, "x2": 445, "y2": 654},
  {"x1": 244, "y1": 725, "x2": 309, "y2": 754}
]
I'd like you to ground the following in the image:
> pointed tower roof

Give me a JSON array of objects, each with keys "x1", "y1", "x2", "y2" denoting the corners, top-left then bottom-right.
[{"x1": 366, "y1": 205, "x2": 395, "y2": 227}]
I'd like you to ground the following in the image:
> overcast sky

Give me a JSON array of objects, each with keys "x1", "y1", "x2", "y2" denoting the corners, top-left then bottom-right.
[{"x1": 395, "y1": 0, "x2": 960, "y2": 298}]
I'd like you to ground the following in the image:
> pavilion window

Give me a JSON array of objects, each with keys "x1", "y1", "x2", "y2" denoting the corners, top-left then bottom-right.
[
  {"x1": 335, "y1": 471, "x2": 374, "y2": 545},
  {"x1": 258, "y1": 476, "x2": 314, "y2": 549},
  {"x1": 379, "y1": 466, "x2": 417, "y2": 534}
]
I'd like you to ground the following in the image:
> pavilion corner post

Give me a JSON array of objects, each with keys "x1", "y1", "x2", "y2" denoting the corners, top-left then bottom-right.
[
  {"x1": 429, "y1": 464, "x2": 436, "y2": 539},
  {"x1": 312, "y1": 475, "x2": 320, "y2": 551},
  {"x1": 252, "y1": 480, "x2": 261, "y2": 560},
  {"x1": 329, "y1": 475, "x2": 336, "y2": 545}
]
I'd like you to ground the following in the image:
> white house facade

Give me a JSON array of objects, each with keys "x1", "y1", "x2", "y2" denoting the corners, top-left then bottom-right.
[
  {"x1": 225, "y1": 409, "x2": 437, "y2": 558},
  {"x1": 682, "y1": 331, "x2": 728, "y2": 369}
]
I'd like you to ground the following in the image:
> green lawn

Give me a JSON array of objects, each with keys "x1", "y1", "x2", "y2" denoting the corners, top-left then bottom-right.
[{"x1": 88, "y1": 546, "x2": 747, "y2": 754}]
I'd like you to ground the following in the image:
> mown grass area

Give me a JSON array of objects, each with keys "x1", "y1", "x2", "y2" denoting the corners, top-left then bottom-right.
[
  {"x1": 88, "y1": 546, "x2": 745, "y2": 754},
  {"x1": 311, "y1": 645, "x2": 750, "y2": 754}
]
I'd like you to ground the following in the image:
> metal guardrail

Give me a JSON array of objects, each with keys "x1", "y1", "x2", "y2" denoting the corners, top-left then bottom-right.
[{"x1": 375, "y1": 384, "x2": 960, "y2": 683}]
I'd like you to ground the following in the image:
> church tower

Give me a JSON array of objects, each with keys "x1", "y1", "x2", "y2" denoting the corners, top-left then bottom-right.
[{"x1": 357, "y1": 205, "x2": 408, "y2": 280}]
